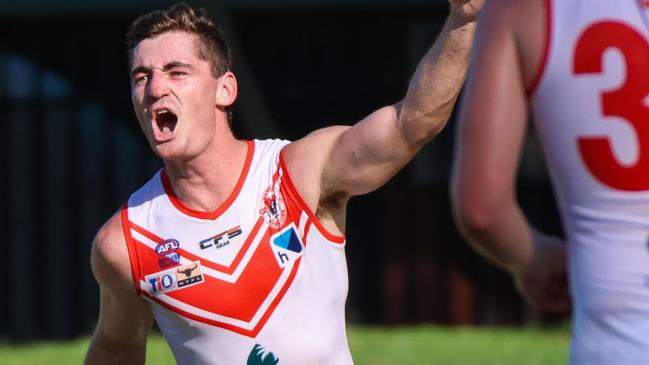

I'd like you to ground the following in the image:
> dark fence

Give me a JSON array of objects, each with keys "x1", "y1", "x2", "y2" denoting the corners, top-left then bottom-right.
[{"x1": 2, "y1": 52, "x2": 161, "y2": 340}]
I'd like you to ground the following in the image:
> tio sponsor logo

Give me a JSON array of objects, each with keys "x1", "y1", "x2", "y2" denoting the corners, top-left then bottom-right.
[
  {"x1": 145, "y1": 261, "x2": 205, "y2": 295},
  {"x1": 148, "y1": 273, "x2": 174, "y2": 294}
]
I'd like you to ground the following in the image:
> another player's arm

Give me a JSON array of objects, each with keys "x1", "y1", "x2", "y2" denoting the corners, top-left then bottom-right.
[
  {"x1": 452, "y1": 0, "x2": 532, "y2": 272},
  {"x1": 84, "y1": 212, "x2": 153, "y2": 365},
  {"x1": 450, "y1": 0, "x2": 568, "y2": 311},
  {"x1": 284, "y1": 1, "x2": 481, "y2": 229}
]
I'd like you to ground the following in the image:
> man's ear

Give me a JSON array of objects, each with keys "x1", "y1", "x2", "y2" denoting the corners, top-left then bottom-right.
[{"x1": 215, "y1": 71, "x2": 238, "y2": 107}]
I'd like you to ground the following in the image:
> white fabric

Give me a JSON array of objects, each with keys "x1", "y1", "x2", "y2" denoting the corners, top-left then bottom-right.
[
  {"x1": 125, "y1": 139, "x2": 353, "y2": 365},
  {"x1": 531, "y1": 1, "x2": 649, "y2": 363}
]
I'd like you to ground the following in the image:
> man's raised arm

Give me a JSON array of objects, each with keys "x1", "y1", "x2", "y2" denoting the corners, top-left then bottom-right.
[{"x1": 283, "y1": 1, "x2": 484, "y2": 226}]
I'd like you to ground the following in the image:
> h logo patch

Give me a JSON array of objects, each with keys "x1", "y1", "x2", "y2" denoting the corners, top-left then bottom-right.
[{"x1": 270, "y1": 223, "x2": 304, "y2": 268}]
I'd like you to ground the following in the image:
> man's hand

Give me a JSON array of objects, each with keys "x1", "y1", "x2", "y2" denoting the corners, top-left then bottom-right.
[
  {"x1": 449, "y1": 0, "x2": 485, "y2": 23},
  {"x1": 512, "y1": 232, "x2": 571, "y2": 313}
]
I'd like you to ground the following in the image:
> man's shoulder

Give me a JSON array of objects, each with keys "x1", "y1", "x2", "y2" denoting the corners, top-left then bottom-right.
[
  {"x1": 283, "y1": 126, "x2": 349, "y2": 161},
  {"x1": 481, "y1": 0, "x2": 542, "y2": 27},
  {"x1": 91, "y1": 210, "x2": 135, "y2": 292}
]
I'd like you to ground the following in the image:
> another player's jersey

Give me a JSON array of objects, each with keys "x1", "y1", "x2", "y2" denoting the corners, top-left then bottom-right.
[
  {"x1": 530, "y1": 0, "x2": 649, "y2": 363},
  {"x1": 122, "y1": 139, "x2": 353, "y2": 365}
]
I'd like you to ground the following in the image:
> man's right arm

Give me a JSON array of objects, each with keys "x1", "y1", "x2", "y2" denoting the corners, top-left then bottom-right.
[{"x1": 84, "y1": 211, "x2": 153, "y2": 365}]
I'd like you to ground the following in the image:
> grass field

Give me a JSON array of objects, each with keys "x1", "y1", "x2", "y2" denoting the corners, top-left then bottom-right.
[{"x1": 0, "y1": 325, "x2": 569, "y2": 365}]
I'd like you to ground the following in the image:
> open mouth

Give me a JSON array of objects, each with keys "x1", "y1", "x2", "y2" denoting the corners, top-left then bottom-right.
[{"x1": 153, "y1": 108, "x2": 179, "y2": 138}]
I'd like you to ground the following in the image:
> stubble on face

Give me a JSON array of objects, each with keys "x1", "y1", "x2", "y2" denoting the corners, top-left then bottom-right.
[{"x1": 130, "y1": 31, "x2": 221, "y2": 161}]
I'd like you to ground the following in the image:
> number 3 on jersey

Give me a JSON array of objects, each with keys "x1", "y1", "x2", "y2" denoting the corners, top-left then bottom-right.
[{"x1": 573, "y1": 21, "x2": 649, "y2": 191}]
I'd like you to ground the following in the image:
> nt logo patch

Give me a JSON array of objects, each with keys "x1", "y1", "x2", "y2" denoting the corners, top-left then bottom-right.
[{"x1": 247, "y1": 344, "x2": 279, "y2": 365}]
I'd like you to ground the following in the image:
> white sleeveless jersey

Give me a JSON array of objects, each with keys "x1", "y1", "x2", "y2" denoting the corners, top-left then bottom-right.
[
  {"x1": 121, "y1": 139, "x2": 353, "y2": 365},
  {"x1": 530, "y1": 1, "x2": 649, "y2": 363}
]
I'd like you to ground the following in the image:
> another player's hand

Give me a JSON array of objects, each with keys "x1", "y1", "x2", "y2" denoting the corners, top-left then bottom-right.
[
  {"x1": 448, "y1": 0, "x2": 485, "y2": 23},
  {"x1": 512, "y1": 232, "x2": 571, "y2": 313}
]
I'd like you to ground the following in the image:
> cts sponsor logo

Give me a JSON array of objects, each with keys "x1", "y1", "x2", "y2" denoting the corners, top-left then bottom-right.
[
  {"x1": 156, "y1": 239, "x2": 181, "y2": 268},
  {"x1": 199, "y1": 226, "x2": 243, "y2": 250},
  {"x1": 270, "y1": 223, "x2": 303, "y2": 268},
  {"x1": 145, "y1": 261, "x2": 204, "y2": 295}
]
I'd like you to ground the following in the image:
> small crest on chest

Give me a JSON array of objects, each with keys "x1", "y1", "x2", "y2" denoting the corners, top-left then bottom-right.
[{"x1": 259, "y1": 185, "x2": 287, "y2": 229}]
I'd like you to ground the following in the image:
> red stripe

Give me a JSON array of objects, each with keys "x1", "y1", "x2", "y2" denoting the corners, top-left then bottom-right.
[
  {"x1": 161, "y1": 140, "x2": 255, "y2": 220},
  {"x1": 121, "y1": 204, "x2": 143, "y2": 295},
  {"x1": 143, "y1": 246, "x2": 303, "y2": 337},
  {"x1": 176, "y1": 218, "x2": 264, "y2": 274},
  {"x1": 133, "y1": 224, "x2": 283, "y2": 321},
  {"x1": 527, "y1": 0, "x2": 552, "y2": 97},
  {"x1": 144, "y1": 258, "x2": 300, "y2": 337},
  {"x1": 130, "y1": 217, "x2": 265, "y2": 274},
  {"x1": 248, "y1": 257, "x2": 302, "y2": 336},
  {"x1": 303, "y1": 221, "x2": 312, "y2": 244},
  {"x1": 130, "y1": 221, "x2": 164, "y2": 243},
  {"x1": 279, "y1": 149, "x2": 346, "y2": 244}
]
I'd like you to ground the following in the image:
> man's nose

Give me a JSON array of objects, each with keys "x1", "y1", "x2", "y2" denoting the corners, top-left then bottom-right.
[{"x1": 147, "y1": 70, "x2": 169, "y2": 99}]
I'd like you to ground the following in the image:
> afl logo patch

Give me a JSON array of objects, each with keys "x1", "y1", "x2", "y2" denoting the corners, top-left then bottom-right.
[
  {"x1": 259, "y1": 185, "x2": 286, "y2": 229},
  {"x1": 156, "y1": 239, "x2": 180, "y2": 255},
  {"x1": 156, "y1": 239, "x2": 181, "y2": 269}
]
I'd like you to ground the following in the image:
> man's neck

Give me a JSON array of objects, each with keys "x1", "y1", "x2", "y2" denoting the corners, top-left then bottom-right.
[{"x1": 163, "y1": 136, "x2": 249, "y2": 213}]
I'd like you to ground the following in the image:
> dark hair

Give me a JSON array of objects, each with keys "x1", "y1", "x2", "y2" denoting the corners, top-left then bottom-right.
[{"x1": 126, "y1": 3, "x2": 232, "y2": 77}]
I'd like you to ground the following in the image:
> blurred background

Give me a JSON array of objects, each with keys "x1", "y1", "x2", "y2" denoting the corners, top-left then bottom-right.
[{"x1": 1, "y1": 0, "x2": 565, "y2": 343}]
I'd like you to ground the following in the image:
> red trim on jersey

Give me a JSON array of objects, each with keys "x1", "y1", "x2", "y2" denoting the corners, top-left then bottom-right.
[
  {"x1": 303, "y1": 221, "x2": 312, "y2": 243},
  {"x1": 141, "y1": 232, "x2": 303, "y2": 338},
  {"x1": 128, "y1": 218, "x2": 304, "y2": 337},
  {"x1": 160, "y1": 140, "x2": 255, "y2": 220},
  {"x1": 129, "y1": 217, "x2": 265, "y2": 274},
  {"x1": 527, "y1": 0, "x2": 553, "y2": 97},
  {"x1": 121, "y1": 204, "x2": 143, "y2": 295},
  {"x1": 246, "y1": 256, "x2": 301, "y2": 336},
  {"x1": 130, "y1": 221, "x2": 164, "y2": 243},
  {"x1": 278, "y1": 149, "x2": 346, "y2": 244},
  {"x1": 143, "y1": 257, "x2": 301, "y2": 337},
  {"x1": 176, "y1": 218, "x2": 264, "y2": 274}
]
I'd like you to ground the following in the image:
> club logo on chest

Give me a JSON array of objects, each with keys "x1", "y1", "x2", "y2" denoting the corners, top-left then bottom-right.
[{"x1": 260, "y1": 185, "x2": 287, "y2": 229}]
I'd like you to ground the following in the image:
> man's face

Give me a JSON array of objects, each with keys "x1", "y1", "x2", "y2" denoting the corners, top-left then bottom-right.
[{"x1": 130, "y1": 30, "x2": 220, "y2": 160}]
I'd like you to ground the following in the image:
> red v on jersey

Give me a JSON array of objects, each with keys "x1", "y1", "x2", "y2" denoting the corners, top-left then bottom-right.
[{"x1": 123, "y1": 210, "x2": 306, "y2": 337}]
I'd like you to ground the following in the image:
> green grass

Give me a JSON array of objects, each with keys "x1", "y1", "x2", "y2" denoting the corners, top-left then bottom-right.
[{"x1": 0, "y1": 326, "x2": 569, "y2": 365}]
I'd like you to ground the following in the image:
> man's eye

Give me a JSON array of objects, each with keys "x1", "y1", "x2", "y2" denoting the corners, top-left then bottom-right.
[
  {"x1": 170, "y1": 71, "x2": 187, "y2": 78},
  {"x1": 133, "y1": 75, "x2": 148, "y2": 85}
]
